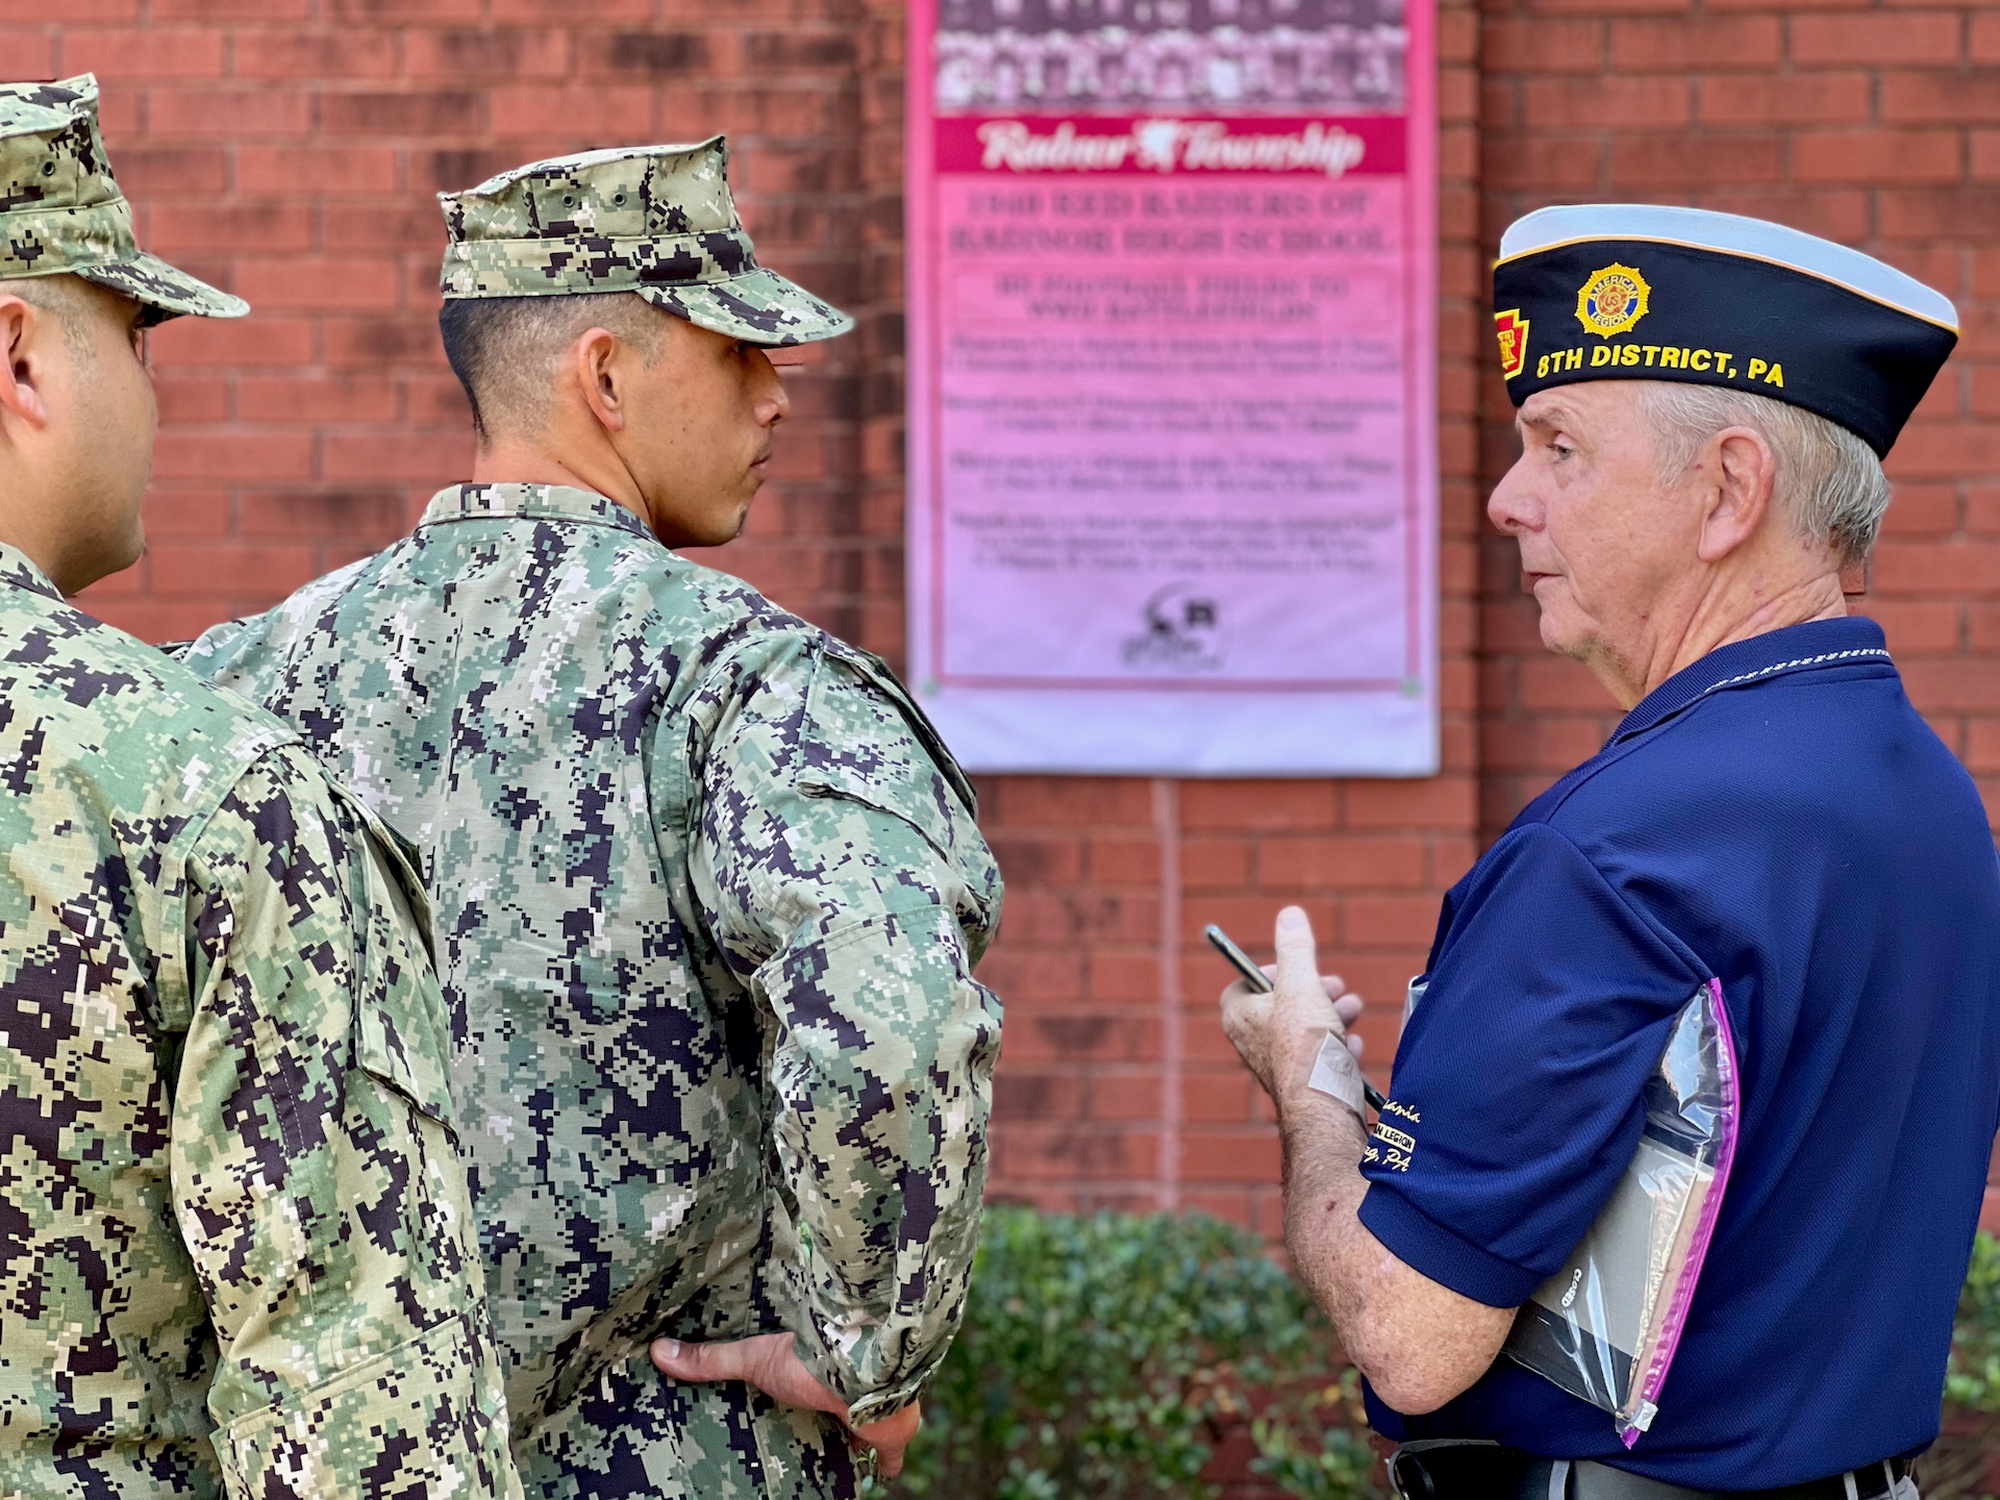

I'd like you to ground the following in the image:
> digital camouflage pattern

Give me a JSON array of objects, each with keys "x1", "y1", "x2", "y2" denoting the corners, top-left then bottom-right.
[
  {"x1": 439, "y1": 141, "x2": 852, "y2": 346},
  {"x1": 183, "y1": 483, "x2": 1005, "y2": 1500},
  {"x1": 0, "y1": 74, "x2": 247, "y2": 320},
  {"x1": 0, "y1": 544, "x2": 519, "y2": 1498}
]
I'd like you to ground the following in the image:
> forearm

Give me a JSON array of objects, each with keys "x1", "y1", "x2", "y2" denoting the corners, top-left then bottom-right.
[
  {"x1": 775, "y1": 951, "x2": 999, "y2": 1424},
  {"x1": 1277, "y1": 1083, "x2": 1514, "y2": 1413}
]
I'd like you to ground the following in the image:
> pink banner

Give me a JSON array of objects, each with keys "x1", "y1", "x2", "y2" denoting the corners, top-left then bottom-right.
[{"x1": 906, "y1": 0, "x2": 1438, "y2": 776}]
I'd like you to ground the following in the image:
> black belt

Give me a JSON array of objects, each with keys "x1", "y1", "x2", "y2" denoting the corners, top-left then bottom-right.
[{"x1": 1388, "y1": 1441, "x2": 1916, "y2": 1500}]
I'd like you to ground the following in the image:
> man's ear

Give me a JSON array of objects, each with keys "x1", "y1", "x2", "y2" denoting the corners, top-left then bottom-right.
[
  {"x1": 1695, "y1": 425, "x2": 1777, "y2": 564},
  {"x1": 570, "y1": 326, "x2": 628, "y2": 436},
  {"x1": 0, "y1": 297, "x2": 52, "y2": 432}
]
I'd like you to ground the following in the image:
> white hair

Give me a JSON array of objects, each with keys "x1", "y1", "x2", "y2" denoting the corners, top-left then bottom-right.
[{"x1": 1638, "y1": 382, "x2": 1890, "y2": 562}]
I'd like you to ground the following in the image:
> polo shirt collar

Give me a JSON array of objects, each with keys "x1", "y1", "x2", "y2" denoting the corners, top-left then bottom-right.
[
  {"x1": 1610, "y1": 616, "x2": 1893, "y2": 745},
  {"x1": 418, "y1": 483, "x2": 656, "y2": 542},
  {"x1": 0, "y1": 540, "x2": 65, "y2": 604}
]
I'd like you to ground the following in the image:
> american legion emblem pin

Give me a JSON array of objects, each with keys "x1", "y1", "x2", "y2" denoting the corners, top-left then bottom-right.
[
  {"x1": 1494, "y1": 308, "x2": 1529, "y2": 379},
  {"x1": 1574, "y1": 263, "x2": 1651, "y2": 338}
]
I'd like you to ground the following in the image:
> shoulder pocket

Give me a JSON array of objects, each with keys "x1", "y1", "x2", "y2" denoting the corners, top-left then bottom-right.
[
  {"x1": 355, "y1": 988, "x2": 455, "y2": 1128},
  {"x1": 797, "y1": 646, "x2": 984, "y2": 867},
  {"x1": 331, "y1": 783, "x2": 455, "y2": 1128}
]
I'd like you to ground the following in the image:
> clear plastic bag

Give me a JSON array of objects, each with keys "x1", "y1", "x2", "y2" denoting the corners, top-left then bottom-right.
[{"x1": 1500, "y1": 979, "x2": 1740, "y2": 1446}]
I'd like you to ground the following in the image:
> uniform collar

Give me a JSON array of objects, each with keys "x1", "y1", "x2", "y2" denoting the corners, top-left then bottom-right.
[
  {"x1": 0, "y1": 540, "x2": 66, "y2": 604},
  {"x1": 418, "y1": 483, "x2": 656, "y2": 542},
  {"x1": 1610, "y1": 616, "x2": 1893, "y2": 745}
]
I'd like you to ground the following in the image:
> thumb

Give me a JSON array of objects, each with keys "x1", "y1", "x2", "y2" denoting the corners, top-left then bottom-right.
[
  {"x1": 1273, "y1": 905, "x2": 1319, "y2": 993},
  {"x1": 651, "y1": 1336, "x2": 745, "y2": 1386}
]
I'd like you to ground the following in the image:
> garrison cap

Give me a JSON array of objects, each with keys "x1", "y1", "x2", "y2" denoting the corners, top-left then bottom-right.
[
  {"x1": 438, "y1": 138, "x2": 853, "y2": 347},
  {"x1": 1492, "y1": 204, "x2": 1957, "y2": 458},
  {"x1": 0, "y1": 74, "x2": 246, "y2": 322}
]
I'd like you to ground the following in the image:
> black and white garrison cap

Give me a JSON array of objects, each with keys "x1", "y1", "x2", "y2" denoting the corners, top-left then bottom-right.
[{"x1": 1491, "y1": 204, "x2": 1958, "y2": 458}]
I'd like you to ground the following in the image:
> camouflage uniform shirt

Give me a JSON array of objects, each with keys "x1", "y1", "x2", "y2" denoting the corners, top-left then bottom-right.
[
  {"x1": 0, "y1": 543, "x2": 519, "y2": 1498},
  {"x1": 183, "y1": 484, "x2": 1004, "y2": 1500}
]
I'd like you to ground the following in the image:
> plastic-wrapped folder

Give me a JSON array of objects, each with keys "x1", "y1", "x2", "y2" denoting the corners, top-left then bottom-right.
[{"x1": 1501, "y1": 981, "x2": 1740, "y2": 1447}]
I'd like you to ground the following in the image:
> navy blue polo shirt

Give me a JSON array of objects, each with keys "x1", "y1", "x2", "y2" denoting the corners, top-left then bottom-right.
[{"x1": 1360, "y1": 617, "x2": 2000, "y2": 1487}]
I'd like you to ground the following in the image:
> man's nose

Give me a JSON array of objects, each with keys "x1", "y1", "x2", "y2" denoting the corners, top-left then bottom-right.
[
  {"x1": 1486, "y1": 454, "x2": 1541, "y2": 537},
  {"x1": 752, "y1": 349, "x2": 790, "y2": 427}
]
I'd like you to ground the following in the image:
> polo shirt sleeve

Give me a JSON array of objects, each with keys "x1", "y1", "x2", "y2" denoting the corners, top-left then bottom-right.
[{"x1": 1358, "y1": 821, "x2": 1710, "y2": 1309}]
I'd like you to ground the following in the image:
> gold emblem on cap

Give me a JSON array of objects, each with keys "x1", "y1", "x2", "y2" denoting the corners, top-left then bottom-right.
[
  {"x1": 1494, "y1": 308, "x2": 1530, "y2": 379},
  {"x1": 1575, "y1": 263, "x2": 1651, "y2": 338}
]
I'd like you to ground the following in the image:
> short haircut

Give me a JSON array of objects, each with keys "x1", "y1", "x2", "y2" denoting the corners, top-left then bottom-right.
[
  {"x1": 0, "y1": 273, "x2": 104, "y2": 361},
  {"x1": 1640, "y1": 382, "x2": 1891, "y2": 563},
  {"x1": 438, "y1": 292, "x2": 667, "y2": 443}
]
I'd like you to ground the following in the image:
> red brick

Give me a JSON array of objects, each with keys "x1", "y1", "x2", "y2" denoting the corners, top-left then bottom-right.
[
  {"x1": 61, "y1": 25, "x2": 224, "y2": 79},
  {"x1": 239, "y1": 375, "x2": 401, "y2": 426},
  {"x1": 1611, "y1": 17, "x2": 1783, "y2": 70},
  {"x1": 1695, "y1": 70, "x2": 1872, "y2": 127},
  {"x1": 238, "y1": 490, "x2": 408, "y2": 541},
  {"x1": 484, "y1": 84, "x2": 654, "y2": 138},
  {"x1": 1255, "y1": 835, "x2": 1428, "y2": 891},
  {"x1": 237, "y1": 146, "x2": 402, "y2": 198},
  {"x1": 1521, "y1": 74, "x2": 1691, "y2": 128},
  {"x1": 1486, "y1": 134, "x2": 1608, "y2": 193},
  {"x1": 1612, "y1": 131, "x2": 1784, "y2": 187},
  {"x1": 151, "y1": 317, "x2": 313, "y2": 368},
  {"x1": 153, "y1": 375, "x2": 228, "y2": 425},
  {"x1": 407, "y1": 27, "x2": 572, "y2": 78},
  {"x1": 1347, "y1": 777, "x2": 1480, "y2": 831},
  {"x1": 323, "y1": 317, "x2": 440, "y2": 367},
  {"x1": 323, "y1": 0, "x2": 482, "y2": 18},
  {"x1": 1481, "y1": 19, "x2": 1606, "y2": 73},
  {"x1": 152, "y1": 430, "x2": 315, "y2": 482},
  {"x1": 1883, "y1": 70, "x2": 2000, "y2": 125},
  {"x1": 1796, "y1": 130, "x2": 1962, "y2": 185},
  {"x1": 491, "y1": 0, "x2": 657, "y2": 17},
  {"x1": 150, "y1": 0, "x2": 303, "y2": 14},
  {"x1": 1866, "y1": 600, "x2": 1963, "y2": 653},
  {"x1": 109, "y1": 146, "x2": 228, "y2": 197},
  {"x1": 233, "y1": 257, "x2": 402, "y2": 312},
  {"x1": 232, "y1": 29, "x2": 400, "y2": 79},
  {"x1": 148, "y1": 201, "x2": 314, "y2": 254},
  {"x1": 0, "y1": 24, "x2": 47, "y2": 81},
  {"x1": 139, "y1": 487, "x2": 229, "y2": 538},
  {"x1": 1793, "y1": 12, "x2": 1963, "y2": 66},
  {"x1": 0, "y1": 0, "x2": 132, "y2": 16},
  {"x1": 321, "y1": 90, "x2": 485, "y2": 136},
  {"x1": 1180, "y1": 780, "x2": 1340, "y2": 832},
  {"x1": 148, "y1": 88, "x2": 310, "y2": 137},
  {"x1": 148, "y1": 541, "x2": 321, "y2": 597}
]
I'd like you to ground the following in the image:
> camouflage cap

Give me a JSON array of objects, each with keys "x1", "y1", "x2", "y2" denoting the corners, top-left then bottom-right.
[
  {"x1": 438, "y1": 138, "x2": 852, "y2": 347},
  {"x1": 0, "y1": 75, "x2": 246, "y2": 322}
]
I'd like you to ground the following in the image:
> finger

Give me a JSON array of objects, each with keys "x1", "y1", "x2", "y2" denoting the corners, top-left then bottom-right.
[
  {"x1": 1333, "y1": 993, "x2": 1363, "y2": 1026},
  {"x1": 854, "y1": 1402, "x2": 922, "y2": 1479},
  {"x1": 1272, "y1": 906, "x2": 1319, "y2": 995},
  {"x1": 1346, "y1": 1033, "x2": 1365, "y2": 1061},
  {"x1": 652, "y1": 1335, "x2": 748, "y2": 1386},
  {"x1": 1317, "y1": 974, "x2": 1348, "y2": 998}
]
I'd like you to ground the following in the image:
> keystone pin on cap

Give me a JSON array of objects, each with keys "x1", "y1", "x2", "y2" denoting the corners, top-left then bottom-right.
[
  {"x1": 1491, "y1": 204, "x2": 1958, "y2": 458},
  {"x1": 0, "y1": 74, "x2": 246, "y2": 322},
  {"x1": 438, "y1": 139, "x2": 854, "y2": 347}
]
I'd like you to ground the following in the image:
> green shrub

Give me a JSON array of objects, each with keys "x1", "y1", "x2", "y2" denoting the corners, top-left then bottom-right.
[
  {"x1": 882, "y1": 1204, "x2": 1380, "y2": 1500},
  {"x1": 885, "y1": 1210, "x2": 2000, "y2": 1499},
  {"x1": 1927, "y1": 1233, "x2": 2000, "y2": 1499}
]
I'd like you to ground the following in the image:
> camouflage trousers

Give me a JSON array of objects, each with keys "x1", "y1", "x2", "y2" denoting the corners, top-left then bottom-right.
[{"x1": 518, "y1": 1355, "x2": 860, "y2": 1500}]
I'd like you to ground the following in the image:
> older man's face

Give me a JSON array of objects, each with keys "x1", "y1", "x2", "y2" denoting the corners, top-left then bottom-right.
[{"x1": 1487, "y1": 382, "x2": 1704, "y2": 687}]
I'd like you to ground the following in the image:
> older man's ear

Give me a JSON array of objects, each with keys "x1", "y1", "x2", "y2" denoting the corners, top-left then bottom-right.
[{"x1": 1694, "y1": 425, "x2": 1780, "y2": 564}]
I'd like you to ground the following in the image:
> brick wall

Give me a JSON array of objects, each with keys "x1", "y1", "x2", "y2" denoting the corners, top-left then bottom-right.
[{"x1": 11, "y1": 0, "x2": 1997, "y2": 1230}]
